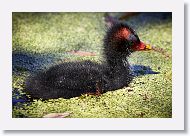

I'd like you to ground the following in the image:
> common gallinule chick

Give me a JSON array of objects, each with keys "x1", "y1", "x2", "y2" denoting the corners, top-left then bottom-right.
[{"x1": 24, "y1": 22, "x2": 151, "y2": 99}]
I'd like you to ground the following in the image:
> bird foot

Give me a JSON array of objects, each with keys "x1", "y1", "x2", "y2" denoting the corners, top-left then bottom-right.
[{"x1": 83, "y1": 81, "x2": 102, "y2": 97}]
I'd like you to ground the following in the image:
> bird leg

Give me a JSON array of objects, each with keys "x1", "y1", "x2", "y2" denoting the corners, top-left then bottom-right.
[
  {"x1": 95, "y1": 81, "x2": 102, "y2": 96},
  {"x1": 84, "y1": 80, "x2": 102, "y2": 96}
]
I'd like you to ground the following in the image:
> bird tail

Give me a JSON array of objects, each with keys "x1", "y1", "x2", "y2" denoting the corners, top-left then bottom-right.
[{"x1": 24, "y1": 73, "x2": 85, "y2": 100}]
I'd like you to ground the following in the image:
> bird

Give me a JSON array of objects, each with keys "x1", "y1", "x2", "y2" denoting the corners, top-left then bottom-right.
[{"x1": 24, "y1": 22, "x2": 151, "y2": 100}]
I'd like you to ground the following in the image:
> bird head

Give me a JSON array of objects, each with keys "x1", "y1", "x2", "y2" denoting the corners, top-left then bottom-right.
[{"x1": 105, "y1": 23, "x2": 151, "y2": 55}]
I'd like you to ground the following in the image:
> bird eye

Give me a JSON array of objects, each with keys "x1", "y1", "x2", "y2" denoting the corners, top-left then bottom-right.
[{"x1": 128, "y1": 41, "x2": 134, "y2": 46}]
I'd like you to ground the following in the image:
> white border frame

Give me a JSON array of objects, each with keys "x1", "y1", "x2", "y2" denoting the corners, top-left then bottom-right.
[{"x1": 0, "y1": 0, "x2": 184, "y2": 130}]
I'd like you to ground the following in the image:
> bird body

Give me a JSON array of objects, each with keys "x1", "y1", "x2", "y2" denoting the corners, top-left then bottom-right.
[{"x1": 24, "y1": 22, "x2": 150, "y2": 99}]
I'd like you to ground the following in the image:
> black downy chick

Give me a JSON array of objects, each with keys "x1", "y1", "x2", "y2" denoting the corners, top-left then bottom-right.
[{"x1": 24, "y1": 22, "x2": 151, "y2": 99}]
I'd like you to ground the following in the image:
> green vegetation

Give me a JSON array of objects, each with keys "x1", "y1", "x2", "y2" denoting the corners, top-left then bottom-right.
[{"x1": 12, "y1": 12, "x2": 172, "y2": 118}]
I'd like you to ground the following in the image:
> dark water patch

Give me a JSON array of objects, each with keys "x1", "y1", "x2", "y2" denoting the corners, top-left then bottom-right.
[
  {"x1": 126, "y1": 12, "x2": 172, "y2": 30},
  {"x1": 12, "y1": 88, "x2": 30, "y2": 106}
]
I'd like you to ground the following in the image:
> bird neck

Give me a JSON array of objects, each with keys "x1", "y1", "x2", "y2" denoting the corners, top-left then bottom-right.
[{"x1": 104, "y1": 50, "x2": 130, "y2": 71}]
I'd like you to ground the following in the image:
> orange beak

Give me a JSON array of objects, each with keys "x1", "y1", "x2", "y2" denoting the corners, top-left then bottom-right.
[{"x1": 133, "y1": 41, "x2": 152, "y2": 51}]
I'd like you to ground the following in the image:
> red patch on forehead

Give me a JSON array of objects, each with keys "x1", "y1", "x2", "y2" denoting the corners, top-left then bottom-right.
[{"x1": 114, "y1": 28, "x2": 130, "y2": 39}]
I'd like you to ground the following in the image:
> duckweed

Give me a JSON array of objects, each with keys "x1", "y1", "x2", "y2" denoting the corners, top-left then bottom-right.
[{"x1": 12, "y1": 12, "x2": 172, "y2": 118}]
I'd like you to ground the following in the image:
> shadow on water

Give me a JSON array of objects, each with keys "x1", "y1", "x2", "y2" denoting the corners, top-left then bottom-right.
[
  {"x1": 12, "y1": 52, "x2": 61, "y2": 73},
  {"x1": 131, "y1": 65, "x2": 160, "y2": 77}
]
